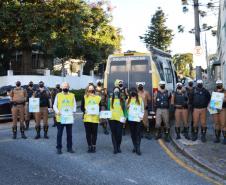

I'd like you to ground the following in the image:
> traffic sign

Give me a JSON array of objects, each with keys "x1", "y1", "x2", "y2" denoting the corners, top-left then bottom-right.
[{"x1": 194, "y1": 46, "x2": 203, "y2": 56}]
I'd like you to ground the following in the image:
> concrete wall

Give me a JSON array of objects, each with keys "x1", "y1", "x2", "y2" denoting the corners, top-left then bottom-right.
[{"x1": 0, "y1": 71, "x2": 99, "y2": 89}]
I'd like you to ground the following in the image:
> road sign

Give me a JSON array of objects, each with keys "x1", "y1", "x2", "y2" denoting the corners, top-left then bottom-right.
[{"x1": 194, "y1": 46, "x2": 203, "y2": 56}]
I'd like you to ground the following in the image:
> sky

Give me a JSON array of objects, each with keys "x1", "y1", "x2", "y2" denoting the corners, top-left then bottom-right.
[{"x1": 108, "y1": 0, "x2": 218, "y2": 68}]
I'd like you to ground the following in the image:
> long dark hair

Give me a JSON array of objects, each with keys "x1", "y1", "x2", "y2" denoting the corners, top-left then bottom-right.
[
  {"x1": 128, "y1": 87, "x2": 140, "y2": 105},
  {"x1": 111, "y1": 87, "x2": 124, "y2": 109}
]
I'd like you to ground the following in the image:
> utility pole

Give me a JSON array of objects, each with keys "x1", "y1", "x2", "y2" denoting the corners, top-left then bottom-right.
[{"x1": 193, "y1": 0, "x2": 202, "y2": 80}]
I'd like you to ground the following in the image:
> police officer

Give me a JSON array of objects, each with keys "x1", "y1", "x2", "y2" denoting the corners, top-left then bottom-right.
[
  {"x1": 186, "y1": 79, "x2": 194, "y2": 134},
  {"x1": 192, "y1": 80, "x2": 211, "y2": 142},
  {"x1": 96, "y1": 80, "x2": 109, "y2": 135},
  {"x1": 34, "y1": 81, "x2": 52, "y2": 139},
  {"x1": 171, "y1": 83, "x2": 190, "y2": 140},
  {"x1": 51, "y1": 84, "x2": 62, "y2": 127},
  {"x1": 53, "y1": 82, "x2": 77, "y2": 154},
  {"x1": 25, "y1": 81, "x2": 35, "y2": 130},
  {"x1": 9, "y1": 81, "x2": 27, "y2": 139},
  {"x1": 212, "y1": 80, "x2": 226, "y2": 144},
  {"x1": 137, "y1": 82, "x2": 152, "y2": 139},
  {"x1": 154, "y1": 81, "x2": 171, "y2": 142}
]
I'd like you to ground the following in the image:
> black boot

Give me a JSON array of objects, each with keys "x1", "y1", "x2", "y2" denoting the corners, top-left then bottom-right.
[
  {"x1": 136, "y1": 144, "x2": 141, "y2": 156},
  {"x1": 222, "y1": 131, "x2": 226, "y2": 145},
  {"x1": 57, "y1": 148, "x2": 62, "y2": 154},
  {"x1": 214, "y1": 130, "x2": 221, "y2": 143},
  {"x1": 35, "y1": 126, "x2": 41, "y2": 139},
  {"x1": 145, "y1": 127, "x2": 152, "y2": 140},
  {"x1": 12, "y1": 126, "x2": 17, "y2": 139},
  {"x1": 164, "y1": 128, "x2": 170, "y2": 142},
  {"x1": 201, "y1": 127, "x2": 207, "y2": 143},
  {"x1": 117, "y1": 145, "x2": 122, "y2": 153},
  {"x1": 25, "y1": 120, "x2": 30, "y2": 130},
  {"x1": 184, "y1": 127, "x2": 190, "y2": 140},
  {"x1": 44, "y1": 125, "x2": 49, "y2": 139},
  {"x1": 87, "y1": 146, "x2": 92, "y2": 153},
  {"x1": 192, "y1": 127, "x2": 198, "y2": 141},
  {"x1": 20, "y1": 126, "x2": 27, "y2": 139},
  {"x1": 175, "y1": 127, "x2": 181, "y2": 140},
  {"x1": 191, "y1": 121, "x2": 194, "y2": 134},
  {"x1": 103, "y1": 125, "x2": 109, "y2": 135},
  {"x1": 91, "y1": 145, "x2": 96, "y2": 153},
  {"x1": 122, "y1": 124, "x2": 126, "y2": 136},
  {"x1": 111, "y1": 135, "x2": 118, "y2": 154},
  {"x1": 155, "y1": 128, "x2": 162, "y2": 140}
]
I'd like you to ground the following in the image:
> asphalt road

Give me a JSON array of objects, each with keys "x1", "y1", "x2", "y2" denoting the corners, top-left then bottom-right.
[{"x1": 0, "y1": 114, "x2": 214, "y2": 185}]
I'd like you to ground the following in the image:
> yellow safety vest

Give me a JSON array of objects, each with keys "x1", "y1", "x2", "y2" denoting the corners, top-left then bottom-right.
[
  {"x1": 56, "y1": 92, "x2": 75, "y2": 123},
  {"x1": 83, "y1": 95, "x2": 101, "y2": 124},
  {"x1": 109, "y1": 98, "x2": 124, "y2": 122},
  {"x1": 127, "y1": 97, "x2": 144, "y2": 122}
]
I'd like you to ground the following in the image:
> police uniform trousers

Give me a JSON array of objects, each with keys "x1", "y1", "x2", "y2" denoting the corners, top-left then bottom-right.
[
  {"x1": 35, "y1": 107, "x2": 49, "y2": 127},
  {"x1": 213, "y1": 108, "x2": 226, "y2": 131},
  {"x1": 193, "y1": 108, "x2": 207, "y2": 128},
  {"x1": 155, "y1": 108, "x2": 169, "y2": 128},
  {"x1": 175, "y1": 108, "x2": 188, "y2": 127},
  {"x1": 12, "y1": 104, "x2": 25, "y2": 127}
]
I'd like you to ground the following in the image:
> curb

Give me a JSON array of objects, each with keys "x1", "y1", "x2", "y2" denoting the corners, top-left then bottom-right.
[{"x1": 170, "y1": 128, "x2": 226, "y2": 180}]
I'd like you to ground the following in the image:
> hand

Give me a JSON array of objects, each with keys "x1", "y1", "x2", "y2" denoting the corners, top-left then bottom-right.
[{"x1": 57, "y1": 111, "x2": 61, "y2": 116}]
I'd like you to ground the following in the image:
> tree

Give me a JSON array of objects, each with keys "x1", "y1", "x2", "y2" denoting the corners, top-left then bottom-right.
[
  {"x1": 140, "y1": 7, "x2": 174, "y2": 51},
  {"x1": 173, "y1": 53, "x2": 194, "y2": 77}
]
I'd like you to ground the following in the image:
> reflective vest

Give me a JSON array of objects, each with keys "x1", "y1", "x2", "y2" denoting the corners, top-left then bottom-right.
[
  {"x1": 127, "y1": 97, "x2": 144, "y2": 122},
  {"x1": 56, "y1": 92, "x2": 75, "y2": 123},
  {"x1": 83, "y1": 95, "x2": 101, "y2": 124},
  {"x1": 174, "y1": 91, "x2": 188, "y2": 107},
  {"x1": 109, "y1": 98, "x2": 124, "y2": 122},
  {"x1": 156, "y1": 90, "x2": 169, "y2": 109}
]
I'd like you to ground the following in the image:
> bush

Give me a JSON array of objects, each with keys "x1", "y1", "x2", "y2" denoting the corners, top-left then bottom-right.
[{"x1": 70, "y1": 89, "x2": 85, "y2": 102}]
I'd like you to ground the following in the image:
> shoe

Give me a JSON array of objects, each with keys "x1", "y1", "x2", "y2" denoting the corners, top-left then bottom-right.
[
  {"x1": 184, "y1": 127, "x2": 190, "y2": 140},
  {"x1": 192, "y1": 127, "x2": 198, "y2": 141},
  {"x1": 175, "y1": 127, "x2": 181, "y2": 140},
  {"x1": 145, "y1": 129, "x2": 152, "y2": 140},
  {"x1": 155, "y1": 128, "x2": 162, "y2": 140},
  {"x1": 201, "y1": 127, "x2": 207, "y2": 143},
  {"x1": 25, "y1": 121, "x2": 30, "y2": 130},
  {"x1": 136, "y1": 145, "x2": 141, "y2": 156},
  {"x1": 214, "y1": 130, "x2": 221, "y2": 143},
  {"x1": 35, "y1": 126, "x2": 41, "y2": 139},
  {"x1": 57, "y1": 149, "x2": 62, "y2": 154},
  {"x1": 67, "y1": 149, "x2": 75, "y2": 153},
  {"x1": 164, "y1": 128, "x2": 170, "y2": 142},
  {"x1": 91, "y1": 146, "x2": 96, "y2": 153},
  {"x1": 20, "y1": 126, "x2": 27, "y2": 139},
  {"x1": 132, "y1": 148, "x2": 136, "y2": 153},
  {"x1": 44, "y1": 126, "x2": 49, "y2": 139},
  {"x1": 222, "y1": 131, "x2": 226, "y2": 145},
  {"x1": 117, "y1": 146, "x2": 122, "y2": 153},
  {"x1": 87, "y1": 146, "x2": 92, "y2": 153},
  {"x1": 12, "y1": 126, "x2": 17, "y2": 139}
]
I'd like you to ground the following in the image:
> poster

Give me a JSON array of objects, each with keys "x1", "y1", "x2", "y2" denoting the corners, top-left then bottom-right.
[
  {"x1": 99, "y1": 111, "x2": 112, "y2": 119},
  {"x1": 210, "y1": 92, "x2": 224, "y2": 110},
  {"x1": 208, "y1": 106, "x2": 219, "y2": 115},
  {"x1": 86, "y1": 104, "x2": 99, "y2": 115},
  {"x1": 29, "y1": 98, "x2": 40, "y2": 113},
  {"x1": 61, "y1": 107, "x2": 74, "y2": 124}
]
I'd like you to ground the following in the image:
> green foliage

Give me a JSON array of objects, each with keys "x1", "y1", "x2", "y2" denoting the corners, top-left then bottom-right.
[
  {"x1": 173, "y1": 53, "x2": 193, "y2": 77},
  {"x1": 70, "y1": 89, "x2": 85, "y2": 102},
  {"x1": 140, "y1": 7, "x2": 174, "y2": 51},
  {"x1": 0, "y1": 0, "x2": 122, "y2": 74}
]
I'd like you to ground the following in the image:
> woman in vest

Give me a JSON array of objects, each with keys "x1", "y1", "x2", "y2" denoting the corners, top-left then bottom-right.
[
  {"x1": 53, "y1": 82, "x2": 77, "y2": 154},
  {"x1": 81, "y1": 84, "x2": 101, "y2": 153},
  {"x1": 108, "y1": 87, "x2": 126, "y2": 154},
  {"x1": 212, "y1": 80, "x2": 226, "y2": 145},
  {"x1": 171, "y1": 83, "x2": 190, "y2": 140},
  {"x1": 127, "y1": 87, "x2": 144, "y2": 156}
]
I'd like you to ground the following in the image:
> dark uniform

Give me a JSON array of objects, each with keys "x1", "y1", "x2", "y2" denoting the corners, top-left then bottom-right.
[
  {"x1": 192, "y1": 81, "x2": 211, "y2": 142},
  {"x1": 119, "y1": 86, "x2": 128, "y2": 135},
  {"x1": 172, "y1": 85, "x2": 190, "y2": 140},
  {"x1": 96, "y1": 85, "x2": 109, "y2": 135},
  {"x1": 51, "y1": 84, "x2": 62, "y2": 127},
  {"x1": 34, "y1": 82, "x2": 52, "y2": 139},
  {"x1": 186, "y1": 82, "x2": 194, "y2": 133},
  {"x1": 9, "y1": 81, "x2": 27, "y2": 139},
  {"x1": 25, "y1": 81, "x2": 35, "y2": 130}
]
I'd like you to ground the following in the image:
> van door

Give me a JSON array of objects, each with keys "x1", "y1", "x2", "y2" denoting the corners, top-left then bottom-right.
[{"x1": 129, "y1": 57, "x2": 152, "y2": 95}]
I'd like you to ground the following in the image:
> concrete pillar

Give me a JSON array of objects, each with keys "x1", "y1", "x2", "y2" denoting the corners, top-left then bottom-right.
[
  {"x1": 44, "y1": 69, "x2": 50, "y2": 76},
  {"x1": 7, "y1": 70, "x2": 13, "y2": 76}
]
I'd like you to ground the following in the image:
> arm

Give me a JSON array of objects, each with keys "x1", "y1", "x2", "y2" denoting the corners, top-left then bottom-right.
[
  {"x1": 171, "y1": 93, "x2": 175, "y2": 106},
  {"x1": 73, "y1": 97, "x2": 77, "y2": 113},
  {"x1": 80, "y1": 96, "x2": 85, "y2": 113},
  {"x1": 53, "y1": 94, "x2": 59, "y2": 114}
]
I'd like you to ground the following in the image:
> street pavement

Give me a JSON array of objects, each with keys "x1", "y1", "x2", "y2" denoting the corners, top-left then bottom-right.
[{"x1": 0, "y1": 113, "x2": 219, "y2": 185}]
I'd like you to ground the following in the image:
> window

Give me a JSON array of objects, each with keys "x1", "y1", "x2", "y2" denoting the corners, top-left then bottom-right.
[
  {"x1": 153, "y1": 57, "x2": 165, "y2": 80},
  {"x1": 165, "y1": 68, "x2": 173, "y2": 83},
  {"x1": 110, "y1": 61, "x2": 126, "y2": 72},
  {"x1": 131, "y1": 60, "x2": 148, "y2": 72}
]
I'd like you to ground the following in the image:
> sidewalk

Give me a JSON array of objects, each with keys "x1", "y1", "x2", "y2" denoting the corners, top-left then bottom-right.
[{"x1": 171, "y1": 114, "x2": 226, "y2": 179}]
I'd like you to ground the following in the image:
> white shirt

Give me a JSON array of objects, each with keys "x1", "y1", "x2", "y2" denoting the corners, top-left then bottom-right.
[{"x1": 53, "y1": 93, "x2": 77, "y2": 114}]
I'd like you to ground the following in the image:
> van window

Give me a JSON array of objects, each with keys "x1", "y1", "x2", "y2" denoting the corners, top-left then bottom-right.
[
  {"x1": 152, "y1": 57, "x2": 165, "y2": 80},
  {"x1": 110, "y1": 61, "x2": 126, "y2": 72},
  {"x1": 165, "y1": 68, "x2": 173, "y2": 83},
  {"x1": 131, "y1": 60, "x2": 148, "y2": 72}
]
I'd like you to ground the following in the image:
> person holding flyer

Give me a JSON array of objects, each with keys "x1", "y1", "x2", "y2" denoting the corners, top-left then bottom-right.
[
  {"x1": 211, "y1": 80, "x2": 226, "y2": 144},
  {"x1": 81, "y1": 84, "x2": 101, "y2": 153},
  {"x1": 127, "y1": 87, "x2": 144, "y2": 156},
  {"x1": 108, "y1": 87, "x2": 126, "y2": 154},
  {"x1": 53, "y1": 82, "x2": 77, "y2": 154}
]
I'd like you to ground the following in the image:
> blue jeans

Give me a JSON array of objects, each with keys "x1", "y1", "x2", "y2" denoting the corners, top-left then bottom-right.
[{"x1": 56, "y1": 123, "x2": 73, "y2": 150}]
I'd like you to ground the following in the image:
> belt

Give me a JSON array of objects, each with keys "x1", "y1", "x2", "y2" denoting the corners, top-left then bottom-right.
[
  {"x1": 175, "y1": 107, "x2": 187, "y2": 109},
  {"x1": 12, "y1": 102, "x2": 25, "y2": 106}
]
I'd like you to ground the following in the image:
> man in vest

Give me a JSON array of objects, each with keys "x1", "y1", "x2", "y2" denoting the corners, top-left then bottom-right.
[
  {"x1": 9, "y1": 81, "x2": 27, "y2": 139},
  {"x1": 25, "y1": 81, "x2": 35, "y2": 130},
  {"x1": 51, "y1": 84, "x2": 62, "y2": 127},
  {"x1": 34, "y1": 81, "x2": 52, "y2": 139},
  {"x1": 53, "y1": 82, "x2": 77, "y2": 154},
  {"x1": 192, "y1": 79, "x2": 211, "y2": 142},
  {"x1": 154, "y1": 81, "x2": 171, "y2": 142},
  {"x1": 186, "y1": 79, "x2": 194, "y2": 134},
  {"x1": 96, "y1": 79, "x2": 109, "y2": 135},
  {"x1": 137, "y1": 82, "x2": 152, "y2": 139}
]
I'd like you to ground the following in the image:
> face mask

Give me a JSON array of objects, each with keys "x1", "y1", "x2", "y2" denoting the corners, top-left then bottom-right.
[
  {"x1": 97, "y1": 82, "x2": 102, "y2": 87},
  {"x1": 188, "y1": 82, "x2": 193, "y2": 87},
  {"x1": 217, "y1": 85, "x2": 223, "y2": 89},
  {"x1": 119, "y1": 84, "x2": 123, "y2": 88},
  {"x1": 131, "y1": 92, "x2": 137, "y2": 97},
  {"x1": 138, "y1": 86, "x2": 143, "y2": 91},
  {"x1": 197, "y1": 84, "x2": 203, "y2": 88},
  {"x1": 29, "y1": 83, "x2": 33, "y2": 87},
  {"x1": 88, "y1": 90, "x2": 95, "y2": 94},
  {"x1": 56, "y1": 86, "x2": 60, "y2": 89},
  {"x1": 16, "y1": 82, "x2": 21, "y2": 87},
  {"x1": 63, "y1": 88, "x2": 69, "y2": 93},
  {"x1": 177, "y1": 86, "x2": 182, "y2": 90},
  {"x1": 39, "y1": 84, "x2": 44, "y2": 88},
  {"x1": 160, "y1": 85, "x2": 165, "y2": 90}
]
